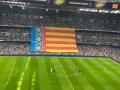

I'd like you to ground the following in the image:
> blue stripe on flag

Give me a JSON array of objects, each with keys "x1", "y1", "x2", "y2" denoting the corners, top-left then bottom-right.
[
  {"x1": 31, "y1": 26, "x2": 43, "y2": 52},
  {"x1": 31, "y1": 26, "x2": 36, "y2": 52}
]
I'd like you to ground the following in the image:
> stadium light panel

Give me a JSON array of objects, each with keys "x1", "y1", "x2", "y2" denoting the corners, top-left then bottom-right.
[
  {"x1": 104, "y1": 10, "x2": 109, "y2": 13},
  {"x1": 114, "y1": 10, "x2": 119, "y2": 13},
  {"x1": 78, "y1": 8, "x2": 120, "y2": 14},
  {"x1": 110, "y1": 10, "x2": 114, "y2": 13},
  {"x1": 79, "y1": 8, "x2": 85, "y2": 11},
  {"x1": 56, "y1": 9, "x2": 59, "y2": 13},
  {"x1": 98, "y1": 10, "x2": 103, "y2": 12},
  {"x1": 34, "y1": 0, "x2": 47, "y2": 1},
  {"x1": 85, "y1": 8, "x2": 90, "y2": 11},
  {"x1": 46, "y1": 8, "x2": 48, "y2": 11}
]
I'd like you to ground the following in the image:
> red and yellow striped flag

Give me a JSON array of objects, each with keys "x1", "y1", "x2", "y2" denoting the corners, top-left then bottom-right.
[{"x1": 43, "y1": 27, "x2": 78, "y2": 53}]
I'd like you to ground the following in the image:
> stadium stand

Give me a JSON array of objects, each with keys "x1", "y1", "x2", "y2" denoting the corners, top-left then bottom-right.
[
  {"x1": 0, "y1": 42, "x2": 119, "y2": 62},
  {"x1": 0, "y1": 28, "x2": 30, "y2": 41},
  {"x1": 0, "y1": 25, "x2": 119, "y2": 61},
  {"x1": 0, "y1": 13, "x2": 120, "y2": 32},
  {"x1": 0, "y1": 10, "x2": 119, "y2": 61},
  {"x1": 76, "y1": 31, "x2": 120, "y2": 46}
]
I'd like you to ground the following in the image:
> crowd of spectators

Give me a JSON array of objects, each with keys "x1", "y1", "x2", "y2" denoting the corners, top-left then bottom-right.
[
  {"x1": 0, "y1": 42, "x2": 30, "y2": 55},
  {"x1": 77, "y1": 45, "x2": 120, "y2": 61},
  {"x1": 0, "y1": 42, "x2": 119, "y2": 62},
  {"x1": 0, "y1": 13, "x2": 120, "y2": 32},
  {"x1": 0, "y1": 28, "x2": 31, "y2": 41},
  {"x1": 76, "y1": 31, "x2": 120, "y2": 46}
]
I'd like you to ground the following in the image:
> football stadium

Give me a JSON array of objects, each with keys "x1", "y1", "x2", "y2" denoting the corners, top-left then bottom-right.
[{"x1": 0, "y1": 0, "x2": 120, "y2": 90}]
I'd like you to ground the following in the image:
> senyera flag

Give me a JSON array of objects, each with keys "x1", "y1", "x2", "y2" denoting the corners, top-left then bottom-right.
[{"x1": 43, "y1": 27, "x2": 78, "y2": 53}]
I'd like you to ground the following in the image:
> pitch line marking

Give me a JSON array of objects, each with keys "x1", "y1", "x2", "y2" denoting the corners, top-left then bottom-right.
[
  {"x1": 17, "y1": 57, "x2": 31, "y2": 90},
  {"x1": 5, "y1": 61, "x2": 16, "y2": 87},
  {"x1": 13, "y1": 68, "x2": 18, "y2": 76},
  {"x1": 25, "y1": 57, "x2": 31, "y2": 70},
  {"x1": 60, "y1": 63, "x2": 74, "y2": 90}
]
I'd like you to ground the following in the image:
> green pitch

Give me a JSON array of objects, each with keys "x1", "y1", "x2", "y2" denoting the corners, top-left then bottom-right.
[{"x1": 0, "y1": 56, "x2": 120, "y2": 90}]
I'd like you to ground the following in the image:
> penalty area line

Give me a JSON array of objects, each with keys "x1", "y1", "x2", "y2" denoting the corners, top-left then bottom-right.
[
  {"x1": 17, "y1": 57, "x2": 31, "y2": 90},
  {"x1": 60, "y1": 64, "x2": 74, "y2": 90},
  {"x1": 5, "y1": 61, "x2": 16, "y2": 87}
]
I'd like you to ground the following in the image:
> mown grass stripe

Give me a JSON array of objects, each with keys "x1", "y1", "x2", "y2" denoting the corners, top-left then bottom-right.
[
  {"x1": 85, "y1": 58, "x2": 116, "y2": 90},
  {"x1": 27, "y1": 57, "x2": 40, "y2": 90},
  {"x1": 20, "y1": 57, "x2": 31, "y2": 90},
  {"x1": 91, "y1": 58, "x2": 120, "y2": 82},
  {"x1": 43, "y1": 57, "x2": 62, "y2": 90},
  {"x1": 79, "y1": 58, "x2": 116, "y2": 90},
  {"x1": 18, "y1": 57, "x2": 32, "y2": 90},
  {"x1": 32, "y1": 57, "x2": 41, "y2": 90},
  {"x1": 95, "y1": 58, "x2": 120, "y2": 77},
  {"x1": 5, "y1": 61, "x2": 16, "y2": 87},
  {"x1": 59, "y1": 57, "x2": 87, "y2": 90},
  {"x1": 20, "y1": 57, "x2": 30, "y2": 87},
  {"x1": 0, "y1": 58, "x2": 15, "y2": 90},
  {"x1": 54, "y1": 58, "x2": 74, "y2": 90},
  {"x1": 59, "y1": 58, "x2": 84, "y2": 90},
  {"x1": 37, "y1": 57, "x2": 52, "y2": 90},
  {"x1": 67, "y1": 58, "x2": 95, "y2": 90},
  {"x1": 89, "y1": 58, "x2": 120, "y2": 90},
  {"x1": 2, "y1": 56, "x2": 120, "y2": 90},
  {"x1": 71, "y1": 58, "x2": 105, "y2": 90},
  {"x1": 99, "y1": 59, "x2": 120, "y2": 76},
  {"x1": 51, "y1": 58, "x2": 74, "y2": 90},
  {"x1": 5, "y1": 57, "x2": 27, "y2": 90},
  {"x1": 106, "y1": 58, "x2": 120, "y2": 68}
]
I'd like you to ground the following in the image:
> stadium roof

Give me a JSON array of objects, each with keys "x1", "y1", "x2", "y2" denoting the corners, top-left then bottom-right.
[
  {"x1": 0, "y1": 0, "x2": 120, "y2": 3},
  {"x1": 0, "y1": 0, "x2": 120, "y2": 14}
]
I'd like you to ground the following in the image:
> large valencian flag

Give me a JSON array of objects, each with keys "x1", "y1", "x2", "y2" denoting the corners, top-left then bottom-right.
[{"x1": 42, "y1": 27, "x2": 78, "y2": 52}]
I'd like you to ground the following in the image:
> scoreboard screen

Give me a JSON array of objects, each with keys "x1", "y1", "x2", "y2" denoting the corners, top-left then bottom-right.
[
  {"x1": 103, "y1": 2, "x2": 120, "y2": 10},
  {"x1": 112, "y1": 3, "x2": 119, "y2": 9}
]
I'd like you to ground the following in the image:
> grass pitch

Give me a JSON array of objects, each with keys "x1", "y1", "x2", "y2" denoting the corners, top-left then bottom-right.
[{"x1": 0, "y1": 56, "x2": 120, "y2": 90}]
